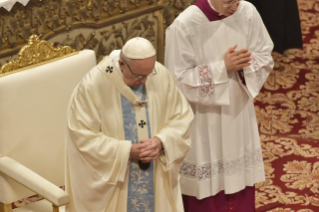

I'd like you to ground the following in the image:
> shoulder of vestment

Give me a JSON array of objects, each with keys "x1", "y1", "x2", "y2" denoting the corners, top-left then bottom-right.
[
  {"x1": 168, "y1": 5, "x2": 207, "y2": 31},
  {"x1": 77, "y1": 57, "x2": 114, "y2": 93},
  {"x1": 236, "y1": 1, "x2": 257, "y2": 19}
]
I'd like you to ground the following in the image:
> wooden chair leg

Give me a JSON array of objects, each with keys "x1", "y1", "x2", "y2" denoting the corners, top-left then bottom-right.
[
  {"x1": 0, "y1": 203, "x2": 12, "y2": 212},
  {"x1": 52, "y1": 204, "x2": 59, "y2": 212}
]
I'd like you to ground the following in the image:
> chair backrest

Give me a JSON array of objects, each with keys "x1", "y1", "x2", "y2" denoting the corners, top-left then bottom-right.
[{"x1": 0, "y1": 41, "x2": 96, "y2": 204}]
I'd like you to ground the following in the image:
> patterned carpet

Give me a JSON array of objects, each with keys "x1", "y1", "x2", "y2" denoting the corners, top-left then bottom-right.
[{"x1": 254, "y1": 0, "x2": 319, "y2": 211}]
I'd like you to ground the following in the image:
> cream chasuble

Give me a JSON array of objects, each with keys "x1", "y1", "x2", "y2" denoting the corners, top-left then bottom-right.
[
  {"x1": 65, "y1": 52, "x2": 193, "y2": 212},
  {"x1": 165, "y1": 1, "x2": 274, "y2": 199}
]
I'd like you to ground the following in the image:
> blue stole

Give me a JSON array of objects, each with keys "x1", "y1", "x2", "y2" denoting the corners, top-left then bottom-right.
[{"x1": 120, "y1": 84, "x2": 155, "y2": 212}]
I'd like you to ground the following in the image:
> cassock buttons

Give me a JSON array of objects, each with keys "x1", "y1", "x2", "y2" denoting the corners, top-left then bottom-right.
[{"x1": 106, "y1": 66, "x2": 113, "y2": 73}]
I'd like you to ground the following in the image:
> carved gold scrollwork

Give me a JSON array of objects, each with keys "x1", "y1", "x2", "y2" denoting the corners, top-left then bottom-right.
[
  {"x1": 0, "y1": 0, "x2": 162, "y2": 56},
  {"x1": 163, "y1": 0, "x2": 195, "y2": 28},
  {"x1": 103, "y1": 0, "x2": 119, "y2": 15},
  {"x1": 0, "y1": 34, "x2": 77, "y2": 77},
  {"x1": 52, "y1": 13, "x2": 160, "y2": 62},
  {"x1": 0, "y1": 0, "x2": 166, "y2": 68}
]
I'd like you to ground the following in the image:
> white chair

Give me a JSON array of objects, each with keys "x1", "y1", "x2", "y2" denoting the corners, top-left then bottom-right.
[{"x1": 0, "y1": 35, "x2": 97, "y2": 212}]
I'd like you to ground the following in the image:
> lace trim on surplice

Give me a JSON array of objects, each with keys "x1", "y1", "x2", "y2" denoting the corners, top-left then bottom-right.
[
  {"x1": 251, "y1": 57, "x2": 264, "y2": 91},
  {"x1": 198, "y1": 65, "x2": 214, "y2": 105},
  {"x1": 180, "y1": 148, "x2": 264, "y2": 181}
]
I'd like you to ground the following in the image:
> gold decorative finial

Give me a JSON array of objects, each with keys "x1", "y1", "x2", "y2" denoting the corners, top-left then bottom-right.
[{"x1": 0, "y1": 35, "x2": 78, "y2": 77}]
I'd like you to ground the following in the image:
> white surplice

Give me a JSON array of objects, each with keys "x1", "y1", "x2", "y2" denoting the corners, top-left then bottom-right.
[
  {"x1": 165, "y1": 1, "x2": 274, "y2": 199},
  {"x1": 65, "y1": 51, "x2": 194, "y2": 212}
]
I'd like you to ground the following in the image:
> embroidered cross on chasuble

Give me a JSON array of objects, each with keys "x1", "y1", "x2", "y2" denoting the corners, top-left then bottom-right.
[{"x1": 120, "y1": 84, "x2": 155, "y2": 212}]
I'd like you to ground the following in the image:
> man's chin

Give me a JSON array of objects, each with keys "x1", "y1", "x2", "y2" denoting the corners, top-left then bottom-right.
[
  {"x1": 225, "y1": 12, "x2": 234, "y2": 16},
  {"x1": 132, "y1": 83, "x2": 142, "y2": 88}
]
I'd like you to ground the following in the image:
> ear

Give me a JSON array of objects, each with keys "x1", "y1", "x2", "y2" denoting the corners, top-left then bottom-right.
[
  {"x1": 119, "y1": 59, "x2": 125, "y2": 65},
  {"x1": 118, "y1": 59, "x2": 125, "y2": 67}
]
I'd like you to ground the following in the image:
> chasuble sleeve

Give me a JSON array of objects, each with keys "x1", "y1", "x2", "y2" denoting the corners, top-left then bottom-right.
[
  {"x1": 165, "y1": 26, "x2": 230, "y2": 106},
  {"x1": 243, "y1": 6, "x2": 274, "y2": 98},
  {"x1": 154, "y1": 67, "x2": 194, "y2": 187},
  {"x1": 67, "y1": 75, "x2": 132, "y2": 185}
]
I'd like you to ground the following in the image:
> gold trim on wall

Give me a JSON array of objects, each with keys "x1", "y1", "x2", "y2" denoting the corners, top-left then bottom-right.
[
  {"x1": 0, "y1": 34, "x2": 78, "y2": 77},
  {"x1": 0, "y1": 203, "x2": 12, "y2": 212},
  {"x1": 153, "y1": 8, "x2": 165, "y2": 63}
]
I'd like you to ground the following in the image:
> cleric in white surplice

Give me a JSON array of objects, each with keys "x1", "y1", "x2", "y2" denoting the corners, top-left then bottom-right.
[
  {"x1": 65, "y1": 37, "x2": 193, "y2": 212},
  {"x1": 165, "y1": 0, "x2": 274, "y2": 211}
]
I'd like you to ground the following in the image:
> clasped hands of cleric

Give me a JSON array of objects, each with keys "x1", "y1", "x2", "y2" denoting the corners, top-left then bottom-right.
[
  {"x1": 130, "y1": 137, "x2": 163, "y2": 163},
  {"x1": 224, "y1": 45, "x2": 251, "y2": 73}
]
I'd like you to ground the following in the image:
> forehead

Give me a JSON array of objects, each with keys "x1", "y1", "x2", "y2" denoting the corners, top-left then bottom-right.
[{"x1": 130, "y1": 57, "x2": 155, "y2": 72}]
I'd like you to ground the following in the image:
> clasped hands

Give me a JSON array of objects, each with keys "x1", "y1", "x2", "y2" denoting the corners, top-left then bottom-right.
[
  {"x1": 130, "y1": 137, "x2": 163, "y2": 163},
  {"x1": 224, "y1": 45, "x2": 251, "y2": 73}
]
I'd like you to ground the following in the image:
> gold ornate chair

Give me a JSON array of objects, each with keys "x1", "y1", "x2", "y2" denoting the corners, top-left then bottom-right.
[{"x1": 0, "y1": 35, "x2": 97, "y2": 212}]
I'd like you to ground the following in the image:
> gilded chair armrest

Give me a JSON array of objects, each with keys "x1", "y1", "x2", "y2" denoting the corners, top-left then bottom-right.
[{"x1": 0, "y1": 156, "x2": 69, "y2": 206}]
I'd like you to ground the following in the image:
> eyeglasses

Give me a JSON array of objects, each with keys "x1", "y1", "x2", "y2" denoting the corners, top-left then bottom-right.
[
  {"x1": 216, "y1": 0, "x2": 241, "y2": 7},
  {"x1": 123, "y1": 59, "x2": 157, "y2": 80}
]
